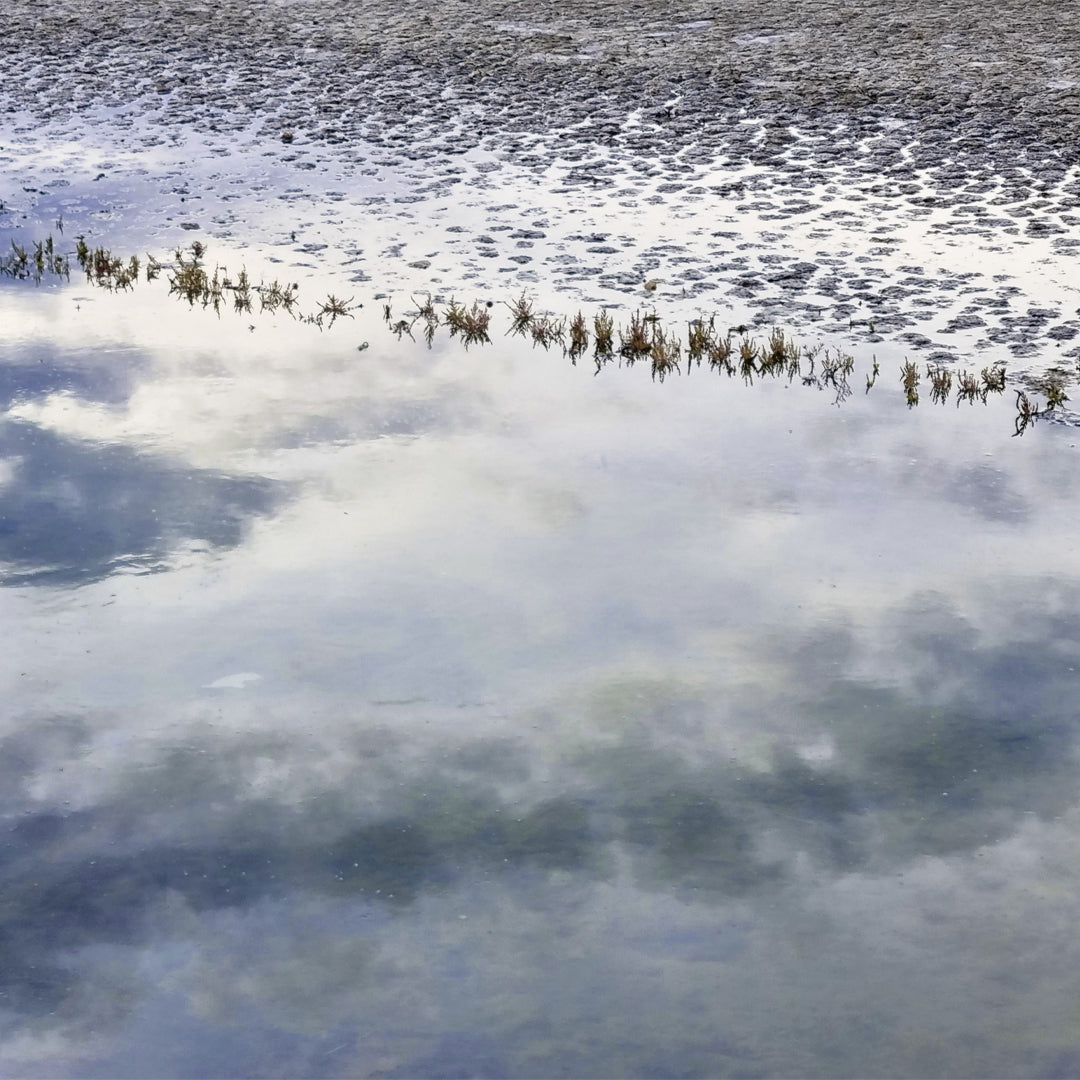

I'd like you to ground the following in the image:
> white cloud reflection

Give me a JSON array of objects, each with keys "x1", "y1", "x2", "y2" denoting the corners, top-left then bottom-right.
[{"x1": 2, "y1": 217, "x2": 1080, "y2": 1078}]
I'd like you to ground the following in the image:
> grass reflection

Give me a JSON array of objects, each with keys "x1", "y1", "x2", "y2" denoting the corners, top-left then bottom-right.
[
  {"x1": 1, "y1": 235, "x2": 70, "y2": 282},
  {"x1": 4, "y1": 233, "x2": 1078, "y2": 433}
]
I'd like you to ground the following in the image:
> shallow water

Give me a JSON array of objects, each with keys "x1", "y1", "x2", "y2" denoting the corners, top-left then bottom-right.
[
  {"x1": 2, "y1": 265, "x2": 1080, "y2": 1077},
  {"x1": 6, "y1": 0, "x2": 1080, "y2": 1068}
]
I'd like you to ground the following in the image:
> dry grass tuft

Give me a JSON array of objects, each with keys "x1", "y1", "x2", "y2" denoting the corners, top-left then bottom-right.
[
  {"x1": 1014, "y1": 389, "x2": 1039, "y2": 436},
  {"x1": 738, "y1": 336, "x2": 758, "y2": 384},
  {"x1": 687, "y1": 318, "x2": 714, "y2": 367},
  {"x1": 619, "y1": 311, "x2": 653, "y2": 359},
  {"x1": 259, "y1": 280, "x2": 299, "y2": 314},
  {"x1": 649, "y1": 325, "x2": 682, "y2": 382},
  {"x1": 568, "y1": 311, "x2": 589, "y2": 361},
  {"x1": 928, "y1": 364, "x2": 953, "y2": 404},
  {"x1": 505, "y1": 292, "x2": 535, "y2": 335},
  {"x1": 708, "y1": 335, "x2": 734, "y2": 376},
  {"x1": 761, "y1": 327, "x2": 799, "y2": 377},
  {"x1": 981, "y1": 364, "x2": 1006, "y2": 395},
  {"x1": 529, "y1": 312, "x2": 564, "y2": 349},
  {"x1": 1040, "y1": 371, "x2": 1070, "y2": 410},
  {"x1": 1, "y1": 235, "x2": 69, "y2": 282},
  {"x1": 232, "y1": 268, "x2": 253, "y2": 313},
  {"x1": 901, "y1": 359, "x2": 920, "y2": 407},
  {"x1": 445, "y1": 300, "x2": 492, "y2": 346},
  {"x1": 169, "y1": 256, "x2": 208, "y2": 303},
  {"x1": 955, "y1": 369, "x2": 983, "y2": 405},
  {"x1": 593, "y1": 310, "x2": 615, "y2": 358},
  {"x1": 412, "y1": 294, "x2": 439, "y2": 346},
  {"x1": 317, "y1": 293, "x2": 356, "y2": 325}
]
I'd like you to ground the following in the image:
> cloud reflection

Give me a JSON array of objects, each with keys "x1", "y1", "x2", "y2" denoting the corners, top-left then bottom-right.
[
  {"x1": 0, "y1": 352, "x2": 136, "y2": 412},
  {"x1": 2, "y1": 579, "x2": 1078, "y2": 1074},
  {"x1": 0, "y1": 419, "x2": 284, "y2": 586}
]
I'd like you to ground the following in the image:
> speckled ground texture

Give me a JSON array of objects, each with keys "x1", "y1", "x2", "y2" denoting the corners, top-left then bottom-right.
[{"x1": 4, "y1": 0, "x2": 1080, "y2": 367}]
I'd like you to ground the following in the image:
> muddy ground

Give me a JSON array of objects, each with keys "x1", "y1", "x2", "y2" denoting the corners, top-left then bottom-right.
[
  {"x1": 11, "y1": 0, "x2": 1080, "y2": 153},
  {"x1": 3, "y1": 0, "x2": 1080, "y2": 368}
]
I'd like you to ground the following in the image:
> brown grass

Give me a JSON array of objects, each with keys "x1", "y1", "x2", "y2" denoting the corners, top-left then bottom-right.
[
  {"x1": 650, "y1": 325, "x2": 681, "y2": 383},
  {"x1": 593, "y1": 310, "x2": 615, "y2": 357},
  {"x1": 901, "y1": 359, "x2": 920, "y2": 407},
  {"x1": 445, "y1": 300, "x2": 492, "y2": 346},
  {"x1": 569, "y1": 310, "x2": 589, "y2": 361},
  {"x1": 504, "y1": 292, "x2": 534, "y2": 335},
  {"x1": 619, "y1": 310, "x2": 652, "y2": 359},
  {"x1": 928, "y1": 364, "x2": 952, "y2": 404}
]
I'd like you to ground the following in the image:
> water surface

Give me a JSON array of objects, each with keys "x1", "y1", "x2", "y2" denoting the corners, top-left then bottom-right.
[{"x1": 3, "y1": 275, "x2": 1080, "y2": 1077}]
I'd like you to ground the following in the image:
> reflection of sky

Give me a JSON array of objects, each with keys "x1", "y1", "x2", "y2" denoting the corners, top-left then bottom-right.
[
  {"x1": 2, "y1": 275, "x2": 1080, "y2": 1076},
  {"x1": 0, "y1": 418, "x2": 283, "y2": 585}
]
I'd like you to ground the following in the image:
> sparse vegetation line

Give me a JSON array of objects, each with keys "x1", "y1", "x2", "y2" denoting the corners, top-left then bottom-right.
[{"x1": 2, "y1": 234, "x2": 1074, "y2": 434}]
